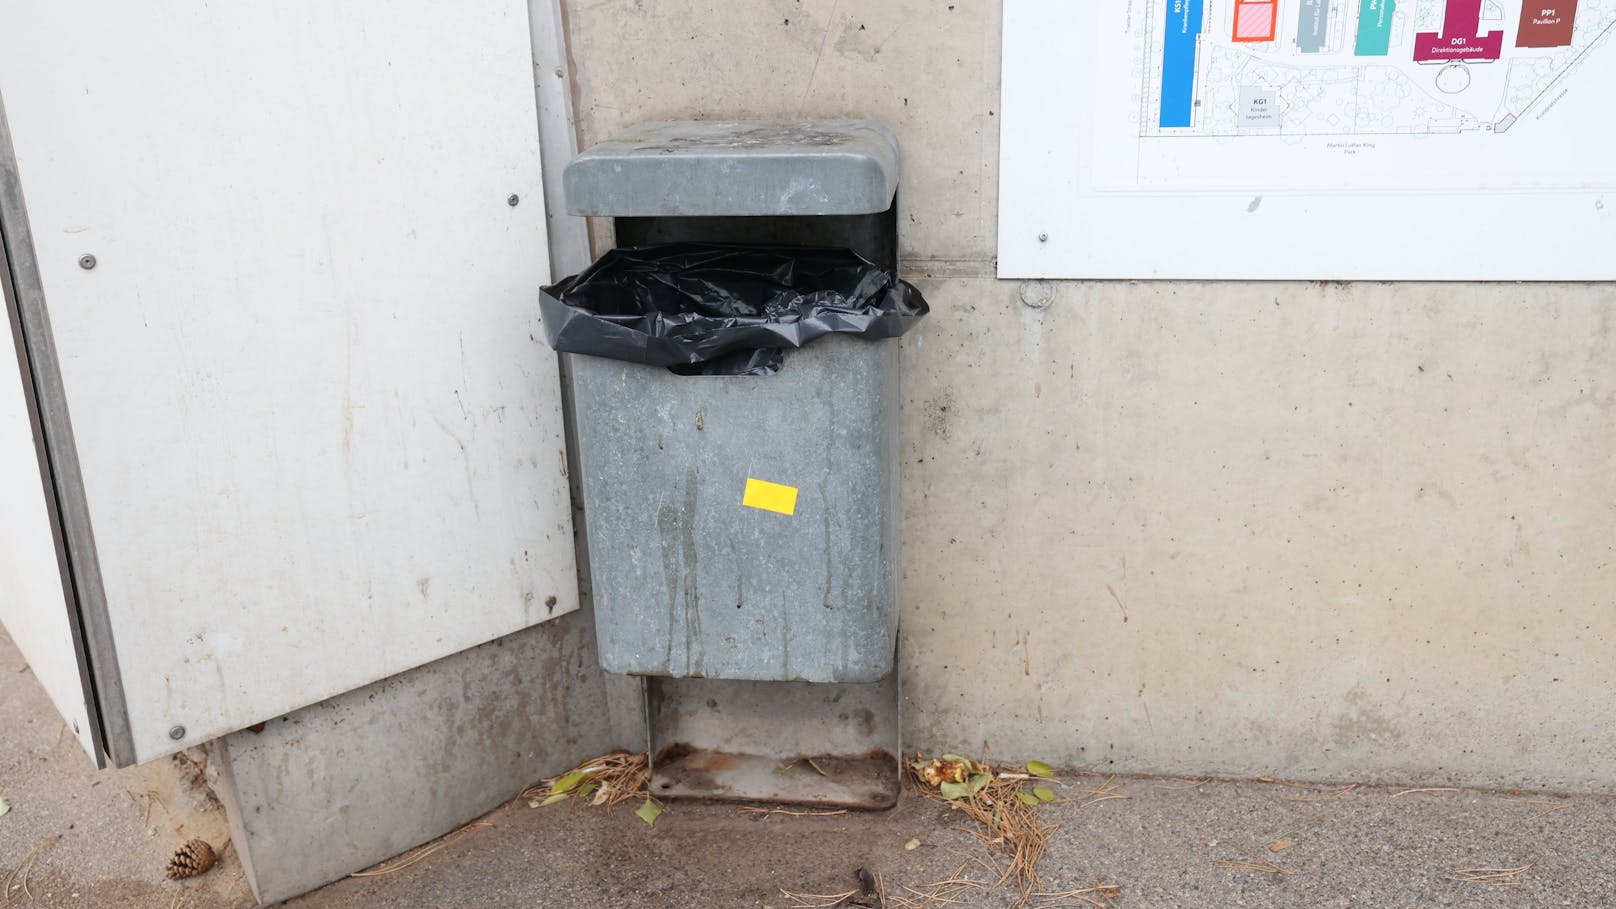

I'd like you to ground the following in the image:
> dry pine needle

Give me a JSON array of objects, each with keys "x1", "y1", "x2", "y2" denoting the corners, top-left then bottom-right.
[{"x1": 348, "y1": 823, "x2": 492, "y2": 878}]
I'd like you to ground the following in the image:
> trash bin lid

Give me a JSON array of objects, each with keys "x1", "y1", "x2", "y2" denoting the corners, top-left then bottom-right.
[{"x1": 563, "y1": 119, "x2": 899, "y2": 218}]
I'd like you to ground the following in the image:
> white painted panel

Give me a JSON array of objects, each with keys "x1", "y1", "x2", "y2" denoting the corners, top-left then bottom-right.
[
  {"x1": 0, "y1": 1, "x2": 578, "y2": 763},
  {"x1": 1, "y1": 285, "x2": 94, "y2": 757}
]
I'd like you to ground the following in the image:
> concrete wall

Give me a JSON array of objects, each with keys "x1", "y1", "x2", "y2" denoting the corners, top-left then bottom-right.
[
  {"x1": 215, "y1": 610, "x2": 618, "y2": 905},
  {"x1": 563, "y1": 0, "x2": 1616, "y2": 790}
]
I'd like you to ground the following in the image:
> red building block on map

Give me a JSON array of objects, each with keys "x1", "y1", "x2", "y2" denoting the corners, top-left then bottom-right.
[
  {"x1": 1233, "y1": 0, "x2": 1278, "y2": 42},
  {"x1": 1413, "y1": 0, "x2": 1504, "y2": 61},
  {"x1": 1517, "y1": 1, "x2": 1579, "y2": 47}
]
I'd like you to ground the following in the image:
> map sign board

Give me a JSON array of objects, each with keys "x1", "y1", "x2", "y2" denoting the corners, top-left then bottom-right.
[{"x1": 999, "y1": 0, "x2": 1616, "y2": 279}]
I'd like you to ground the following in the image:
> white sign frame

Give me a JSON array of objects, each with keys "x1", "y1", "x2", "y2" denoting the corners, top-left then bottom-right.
[{"x1": 998, "y1": 0, "x2": 1616, "y2": 280}]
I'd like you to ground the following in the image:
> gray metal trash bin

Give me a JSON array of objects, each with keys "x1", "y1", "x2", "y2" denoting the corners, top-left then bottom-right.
[
  {"x1": 555, "y1": 120, "x2": 914, "y2": 808},
  {"x1": 560, "y1": 120, "x2": 908, "y2": 685}
]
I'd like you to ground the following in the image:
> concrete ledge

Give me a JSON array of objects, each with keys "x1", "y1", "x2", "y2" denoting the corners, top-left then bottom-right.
[{"x1": 214, "y1": 612, "x2": 613, "y2": 905}]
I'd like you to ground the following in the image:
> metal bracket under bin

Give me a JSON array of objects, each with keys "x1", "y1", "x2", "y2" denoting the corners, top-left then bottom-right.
[
  {"x1": 647, "y1": 674, "x2": 900, "y2": 809},
  {"x1": 564, "y1": 120, "x2": 908, "y2": 809}
]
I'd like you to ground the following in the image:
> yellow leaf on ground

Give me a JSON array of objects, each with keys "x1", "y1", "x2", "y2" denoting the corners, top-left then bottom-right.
[{"x1": 636, "y1": 799, "x2": 663, "y2": 827}]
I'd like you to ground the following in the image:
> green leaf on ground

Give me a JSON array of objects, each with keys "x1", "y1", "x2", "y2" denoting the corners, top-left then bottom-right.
[
  {"x1": 1027, "y1": 760, "x2": 1055, "y2": 778},
  {"x1": 636, "y1": 799, "x2": 664, "y2": 827},
  {"x1": 939, "y1": 781, "x2": 970, "y2": 800},
  {"x1": 1033, "y1": 785, "x2": 1056, "y2": 803},
  {"x1": 968, "y1": 773, "x2": 992, "y2": 794},
  {"x1": 0, "y1": 796, "x2": 10, "y2": 817},
  {"x1": 1016, "y1": 791, "x2": 1041, "y2": 806},
  {"x1": 536, "y1": 792, "x2": 571, "y2": 807},
  {"x1": 551, "y1": 771, "x2": 591, "y2": 795}
]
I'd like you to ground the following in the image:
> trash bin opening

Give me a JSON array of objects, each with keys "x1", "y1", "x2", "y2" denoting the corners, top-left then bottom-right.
[
  {"x1": 540, "y1": 242, "x2": 928, "y2": 377},
  {"x1": 666, "y1": 347, "x2": 785, "y2": 377}
]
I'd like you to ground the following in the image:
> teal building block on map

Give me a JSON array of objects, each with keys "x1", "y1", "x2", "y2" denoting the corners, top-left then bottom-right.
[{"x1": 1355, "y1": 0, "x2": 1395, "y2": 54}]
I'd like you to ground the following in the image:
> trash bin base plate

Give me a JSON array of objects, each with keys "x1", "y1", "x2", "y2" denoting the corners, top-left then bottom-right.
[
  {"x1": 651, "y1": 747, "x2": 899, "y2": 810},
  {"x1": 644, "y1": 672, "x2": 900, "y2": 809}
]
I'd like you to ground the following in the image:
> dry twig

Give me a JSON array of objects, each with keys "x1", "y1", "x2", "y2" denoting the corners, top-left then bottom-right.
[
  {"x1": 144, "y1": 790, "x2": 172, "y2": 824},
  {"x1": 521, "y1": 750, "x2": 652, "y2": 810},
  {"x1": 885, "y1": 858, "x2": 994, "y2": 909},
  {"x1": 1152, "y1": 777, "x2": 1211, "y2": 791},
  {"x1": 1057, "y1": 777, "x2": 1130, "y2": 807},
  {"x1": 1258, "y1": 777, "x2": 1351, "y2": 790},
  {"x1": 907, "y1": 755, "x2": 1116, "y2": 904},
  {"x1": 2, "y1": 835, "x2": 60, "y2": 907},
  {"x1": 1521, "y1": 804, "x2": 1574, "y2": 823},
  {"x1": 1028, "y1": 884, "x2": 1123, "y2": 907},
  {"x1": 782, "y1": 868, "x2": 882, "y2": 908},
  {"x1": 740, "y1": 806, "x2": 849, "y2": 817},
  {"x1": 348, "y1": 822, "x2": 492, "y2": 878},
  {"x1": 1448, "y1": 863, "x2": 1532, "y2": 885},
  {"x1": 1390, "y1": 788, "x2": 1458, "y2": 799},
  {"x1": 780, "y1": 888, "x2": 861, "y2": 908},
  {"x1": 1278, "y1": 783, "x2": 1357, "y2": 802},
  {"x1": 1217, "y1": 858, "x2": 1299, "y2": 875}
]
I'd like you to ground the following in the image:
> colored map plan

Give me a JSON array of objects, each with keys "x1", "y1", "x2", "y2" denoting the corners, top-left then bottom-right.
[
  {"x1": 996, "y1": 0, "x2": 1616, "y2": 278},
  {"x1": 1142, "y1": 0, "x2": 1615, "y2": 138}
]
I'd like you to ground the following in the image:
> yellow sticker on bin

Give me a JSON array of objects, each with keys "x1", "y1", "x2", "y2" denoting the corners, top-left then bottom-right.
[{"x1": 742, "y1": 477, "x2": 798, "y2": 516}]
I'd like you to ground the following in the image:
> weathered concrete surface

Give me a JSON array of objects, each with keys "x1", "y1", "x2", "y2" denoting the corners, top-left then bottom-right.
[
  {"x1": 562, "y1": 0, "x2": 1616, "y2": 789},
  {"x1": 286, "y1": 775, "x2": 1614, "y2": 909},
  {"x1": 214, "y1": 609, "x2": 615, "y2": 905},
  {"x1": 892, "y1": 278, "x2": 1616, "y2": 792}
]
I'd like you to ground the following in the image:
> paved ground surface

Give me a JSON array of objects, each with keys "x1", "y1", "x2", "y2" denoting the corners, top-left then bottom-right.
[
  {"x1": 6, "y1": 630, "x2": 1615, "y2": 908},
  {"x1": 0, "y1": 630, "x2": 252, "y2": 908}
]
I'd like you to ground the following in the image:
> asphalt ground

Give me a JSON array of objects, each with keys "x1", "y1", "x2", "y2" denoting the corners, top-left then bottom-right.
[{"x1": 5, "y1": 630, "x2": 1612, "y2": 908}]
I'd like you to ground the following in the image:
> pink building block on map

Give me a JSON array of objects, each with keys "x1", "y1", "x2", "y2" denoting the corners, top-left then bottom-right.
[{"x1": 1413, "y1": 0, "x2": 1504, "y2": 61}]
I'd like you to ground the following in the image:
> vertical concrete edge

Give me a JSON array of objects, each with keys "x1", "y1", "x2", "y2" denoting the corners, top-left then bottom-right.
[{"x1": 210, "y1": 738, "x2": 264, "y2": 906}]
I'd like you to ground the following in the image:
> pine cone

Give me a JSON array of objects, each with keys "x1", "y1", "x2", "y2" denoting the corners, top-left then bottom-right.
[{"x1": 164, "y1": 838, "x2": 217, "y2": 880}]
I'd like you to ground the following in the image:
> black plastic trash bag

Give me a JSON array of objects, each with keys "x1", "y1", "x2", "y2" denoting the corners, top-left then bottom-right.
[{"x1": 539, "y1": 243, "x2": 929, "y2": 376}]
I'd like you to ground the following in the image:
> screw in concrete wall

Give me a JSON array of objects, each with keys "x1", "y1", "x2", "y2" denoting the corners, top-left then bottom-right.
[
  {"x1": 508, "y1": 194, "x2": 520, "y2": 207},
  {"x1": 78, "y1": 253, "x2": 97, "y2": 269},
  {"x1": 168, "y1": 725, "x2": 186, "y2": 740}
]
